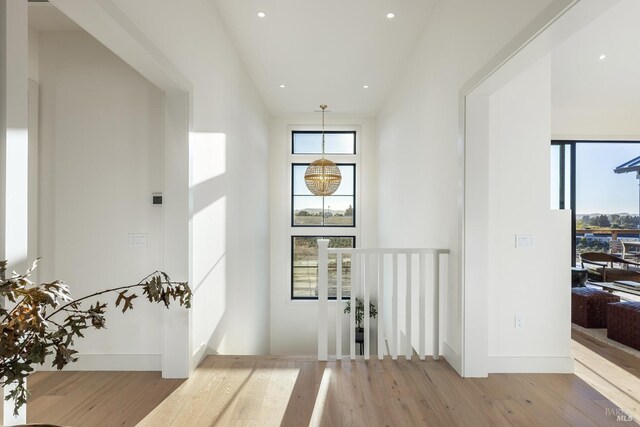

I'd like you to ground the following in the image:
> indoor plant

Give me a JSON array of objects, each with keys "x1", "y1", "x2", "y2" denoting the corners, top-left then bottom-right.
[
  {"x1": 0, "y1": 259, "x2": 191, "y2": 417},
  {"x1": 343, "y1": 297, "x2": 378, "y2": 329},
  {"x1": 344, "y1": 298, "x2": 377, "y2": 355}
]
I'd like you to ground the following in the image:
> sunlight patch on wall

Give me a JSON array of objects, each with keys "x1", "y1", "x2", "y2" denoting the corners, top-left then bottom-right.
[
  {"x1": 190, "y1": 132, "x2": 226, "y2": 186},
  {"x1": 192, "y1": 195, "x2": 226, "y2": 286},
  {"x1": 192, "y1": 195, "x2": 227, "y2": 353},
  {"x1": 6, "y1": 128, "x2": 29, "y2": 271}
]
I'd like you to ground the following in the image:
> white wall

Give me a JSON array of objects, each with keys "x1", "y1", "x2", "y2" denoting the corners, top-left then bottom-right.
[
  {"x1": 269, "y1": 114, "x2": 378, "y2": 355},
  {"x1": 37, "y1": 30, "x2": 165, "y2": 369},
  {"x1": 3, "y1": 0, "x2": 29, "y2": 279},
  {"x1": 28, "y1": 27, "x2": 38, "y2": 82},
  {"x1": 0, "y1": 3, "x2": 4, "y2": 269},
  {"x1": 47, "y1": 0, "x2": 271, "y2": 362},
  {"x1": 377, "y1": 0, "x2": 559, "y2": 371},
  {"x1": 486, "y1": 55, "x2": 572, "y2": 373},
  {"x1": 98, "y1": 0, "x2": 272, "y2": 358},
  {"x1": 28, "y1": 27, "x2": 40, "y2": 281}
]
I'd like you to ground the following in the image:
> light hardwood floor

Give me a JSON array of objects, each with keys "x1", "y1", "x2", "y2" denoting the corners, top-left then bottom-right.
[
  {"x1": 137, "y1": 355, "x2": 635, "y2": 427},
  {"x1": 572, "y1": 329, "x2": 640, "y2": 422},
  {"x1": 6, "y1": 345, "x2": 637, "y2": 426},
  {"x1": 1, "y1": 371, "x2": 183, "y2": 426}
]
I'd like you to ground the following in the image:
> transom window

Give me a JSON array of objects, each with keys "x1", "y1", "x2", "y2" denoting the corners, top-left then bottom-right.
[{"x1": 292, "y1": 131, "x2": 356, "y2": 154}]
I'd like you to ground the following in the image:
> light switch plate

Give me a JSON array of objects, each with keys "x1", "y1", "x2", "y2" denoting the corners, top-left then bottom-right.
[
  {"x1": 128, "y1": 233, "x2": 148, "y2": 248},
  {"x1": 515, "y1": 234, "x2": 534, "y2": 248}
]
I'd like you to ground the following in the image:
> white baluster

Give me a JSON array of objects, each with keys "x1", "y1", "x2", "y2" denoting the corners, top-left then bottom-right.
[
  {"x1": 336, "y1": 253, "x2": 342, "y2": 360},
  {"x1": 392, "y1": 253, "x2": 398, "y2": 360},
  {"x1": 433, "y1": 252, "x2": 440, "y2": 360},
  {"x1": 405, "y1": 254, "x2": 412, "y2": 360},
  {"x1": 317, "y1": 239, "x2": 329, "y2": 361},
  {"x1": 378, "y1": 253, "x2": 385, "y2": 360},
  {"x1": 364, "y1": 253, "x2": 370, "y2": 360},
  {"x1": 419, "y1": 253, "x2": 426, "y2": 360},
  {"x1": 351, "y1": 252, "x2": 358, "y2": 360}
]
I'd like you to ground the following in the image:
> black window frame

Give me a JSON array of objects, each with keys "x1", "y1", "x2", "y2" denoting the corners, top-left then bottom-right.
[
  {"x1": 291, "y1": 130, "x2": 357, "y2": 155},
  {"x1": 290, "y1": 235, "x2": 356, "y2": 300},
  {"x1": 291, "y1": 162, "x2": 356, "y2": 228}
]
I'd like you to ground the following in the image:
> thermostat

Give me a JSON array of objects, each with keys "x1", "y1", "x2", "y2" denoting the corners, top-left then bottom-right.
[{"x1": 152, "y1": 192, "x2": 163, "y2": 205}]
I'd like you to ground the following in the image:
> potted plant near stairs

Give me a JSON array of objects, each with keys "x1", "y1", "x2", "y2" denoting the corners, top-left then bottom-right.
[{"x1": 344, "y1": 298, "x2": 377, "y2": 355}]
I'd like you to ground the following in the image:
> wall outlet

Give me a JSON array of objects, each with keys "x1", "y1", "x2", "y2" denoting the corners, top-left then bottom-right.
[
  {"x1": 515, "y1": 314, "x2": 524, "y2": 329},
  {"x1": 515, "y1": 234, "x2": 534, "y2": 248}
]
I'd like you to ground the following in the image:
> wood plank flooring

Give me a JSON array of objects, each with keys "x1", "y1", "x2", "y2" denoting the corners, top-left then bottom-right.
[
  {"x1": 572, "y1": 329, "x2": 640, "y2": 422},
  {"x1": 0, "y1": 371, "x2": 183, "y2": 426},
  {"x1": 136, "y1": 355, "x2": 634, "y2": 427},
  {"x1": 3, "y1": 339, "x2": 636, "y2": 426}
]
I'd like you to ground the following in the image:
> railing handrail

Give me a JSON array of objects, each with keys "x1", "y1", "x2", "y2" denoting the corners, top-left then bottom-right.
[
  {"x1": 576, "y1": 228, "x2": 640, "y2": 233},
  {"x1": 326, "y1": 248, "x2": 450, "y2": 255},
  {"x1": 317, "y1": 240, "x2": 448, "y2": 363}
]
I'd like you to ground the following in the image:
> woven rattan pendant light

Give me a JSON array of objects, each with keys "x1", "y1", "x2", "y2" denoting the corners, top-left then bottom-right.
[{"x1": 304, "y1": 105, "x2": 342, "y2": 196}]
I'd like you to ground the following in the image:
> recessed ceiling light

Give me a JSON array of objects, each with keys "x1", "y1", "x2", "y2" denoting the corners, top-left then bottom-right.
[
  {"x1": 386, "y1": 12, "x2": 396, "y2": 19},
  {"x1": 598, "y1": 54, "x2": 607, "y2": 60},
  {"x1": 257, "y1": 11, "x2": 266, "y2": 18},
  {"x1": 363, "y1": 85, "x2": 369, "y2": 89},
  {"x1": 279, "y1": 84, "x2": 285, "y2": 88}
]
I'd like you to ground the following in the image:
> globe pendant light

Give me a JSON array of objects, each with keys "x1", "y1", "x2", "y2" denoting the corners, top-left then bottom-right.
[{"x1": 304, "y1": 105, "x2": 342, "y2": 196}]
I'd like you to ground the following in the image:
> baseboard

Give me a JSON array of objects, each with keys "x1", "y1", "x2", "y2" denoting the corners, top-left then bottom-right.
[
  {"x1": 192, "y1": 344, "x2": 211, "y2": 368},
  {"x1": 37, "y1": 353, "x2": 161, "y2": 371},
  {"x1": 443, "y1": 341, "x2": 463, "y2": 375},
  {"x1": 488, "y1": 356, "x2": 575, "y2": 373}
]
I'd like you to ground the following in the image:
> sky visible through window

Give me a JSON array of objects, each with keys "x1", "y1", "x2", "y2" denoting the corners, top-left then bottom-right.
[
  {"x1": 292, "y1": 132, "x2": 355, "y2": 154},
  {"x1": 575, "y1": 143, "x2": 640, "y2": 215}
]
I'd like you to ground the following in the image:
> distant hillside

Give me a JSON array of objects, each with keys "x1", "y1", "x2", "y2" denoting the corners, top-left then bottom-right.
[
  {"x1": 576, "y1": 212, "x2": 633, "y2": 219},
  {"x1": 295, "y1": 208, "x2": 345, "y2": 214}
]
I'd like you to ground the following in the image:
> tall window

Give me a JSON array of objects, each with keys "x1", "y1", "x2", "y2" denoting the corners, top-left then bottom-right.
[{"x1": 289, "y1": 130, "x2": 359, "y2": 299}]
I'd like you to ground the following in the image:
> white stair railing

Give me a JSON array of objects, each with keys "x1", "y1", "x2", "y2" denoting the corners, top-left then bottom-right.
[{"x1": 317, "y1": 240, "x2": 449, "y2": 361}]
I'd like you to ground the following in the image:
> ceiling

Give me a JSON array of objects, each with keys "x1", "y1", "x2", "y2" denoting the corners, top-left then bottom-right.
[
  {"x1": 28, "y1": 3, "x2": 83, "y2": 32},
  {"x1": 552, "y1": 0, "x2": 640, "y2": 112},
  {"x1": 212, "y1": 0, "x2": 437, "y2": 115},
  {"x1": 28, "y1": 0, "x2": 640, "y2": 118}
]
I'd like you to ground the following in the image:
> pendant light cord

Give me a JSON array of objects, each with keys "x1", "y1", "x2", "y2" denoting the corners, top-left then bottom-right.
[{"x1": 320, "y1": 104, "x2": 327, "y2": 159}]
